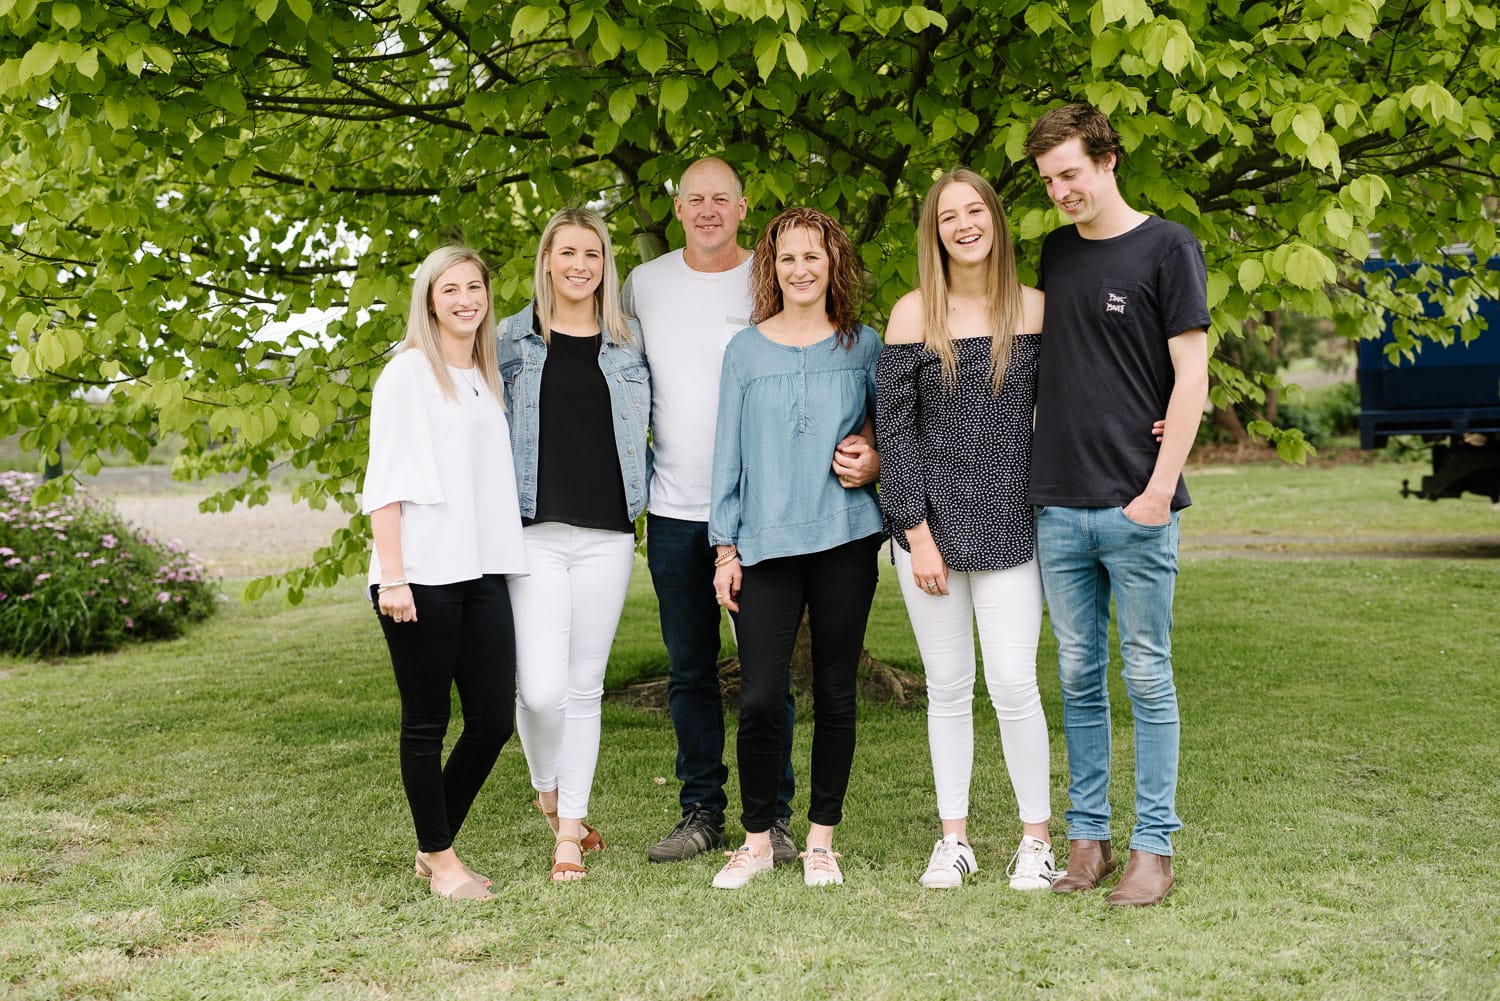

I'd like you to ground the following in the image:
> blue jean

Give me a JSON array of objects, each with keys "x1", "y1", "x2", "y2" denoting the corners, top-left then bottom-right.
[
  {"x1": 647, "y1": 514, "x2": 793, "y2": 822},
  {"x1": 1036, "y1": 506, "x2": 1182, "y2": 856}
]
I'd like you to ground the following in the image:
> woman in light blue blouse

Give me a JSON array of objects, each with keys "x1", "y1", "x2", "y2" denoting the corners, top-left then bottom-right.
[{"x1": 707, "y1": 207, "x2": 884, "y2": 890}]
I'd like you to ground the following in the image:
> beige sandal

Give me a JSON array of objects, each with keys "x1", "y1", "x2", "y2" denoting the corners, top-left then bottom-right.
[
  {"x1": 551, "y1": 834, "x2": 586, "y2": 882},
  {"x1": 431, "y1": 876, "x2": 493, "y2": 901},
  {"x1": 532, "y1": 797, "x2": 605, "y2": 851},
  {"x1": 414, "y1": 850, "x2": 491, "y2": 888}
]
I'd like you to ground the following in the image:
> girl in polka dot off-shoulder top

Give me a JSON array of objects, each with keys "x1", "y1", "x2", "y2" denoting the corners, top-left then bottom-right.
[{"x1": 874, "y1": 169, "x2": 1061, "y2": 893}]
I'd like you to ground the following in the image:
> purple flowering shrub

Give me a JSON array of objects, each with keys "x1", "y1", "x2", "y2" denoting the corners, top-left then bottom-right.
[{"x1": 0, "y1": 472, "x2": 219, "y2": 657}]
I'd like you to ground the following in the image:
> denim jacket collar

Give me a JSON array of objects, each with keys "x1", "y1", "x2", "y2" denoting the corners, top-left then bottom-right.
[{"x1": 505, "y1": 300, "x2": 633, "y2": 349}]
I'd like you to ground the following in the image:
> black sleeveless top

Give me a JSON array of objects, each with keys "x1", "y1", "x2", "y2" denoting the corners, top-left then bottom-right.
[{"x1": 527, "y1": 331, "x2": 632, "y2": 533}]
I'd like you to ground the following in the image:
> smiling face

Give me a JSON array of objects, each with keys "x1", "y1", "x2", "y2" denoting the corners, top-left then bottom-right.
[
  {"x1": 1034, "y1": 136, "x2": 1120, "y2": 236},
  {"x1": 935, "y1": 181, "x2": 994, "y2": 267},
  {"x1": 429, "y1": 260, "x2": 488, "y2": 343},
  {"x1": 544, "y1": 223, "x2": 604, "y2": 308},
  {"x1": 773, "y1": 225, "x2": 829, "y2": 313},
  {"x1": 674, "y1": 159, "x2": 748, "y2": 262}
]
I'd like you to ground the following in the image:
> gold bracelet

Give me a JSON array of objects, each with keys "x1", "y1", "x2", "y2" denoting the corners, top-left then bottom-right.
[{"x1": 713, "y1": 550, "x2": 739, "y2": 567}]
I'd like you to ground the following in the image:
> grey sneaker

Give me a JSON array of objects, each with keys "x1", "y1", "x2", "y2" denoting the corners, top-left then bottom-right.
[
  {"x1": 769, "y1": 819, "x2": 799, "y2": 866},
  {"x1": 647, "y1": 807, "x2": 725, "y2": 862}
]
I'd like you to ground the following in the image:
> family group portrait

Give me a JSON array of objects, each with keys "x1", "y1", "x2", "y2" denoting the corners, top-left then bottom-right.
[{"x1": 1, "y1": 1, "x2": 1495, "y2": 998}]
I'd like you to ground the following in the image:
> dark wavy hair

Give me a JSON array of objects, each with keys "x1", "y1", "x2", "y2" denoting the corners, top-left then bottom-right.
[
  {"x1": 1024, "y1": 103, "x2": 1126, "y2": 175},
  {"x1": 749, "y1": 207, "x2": 863, "y2": 349}
]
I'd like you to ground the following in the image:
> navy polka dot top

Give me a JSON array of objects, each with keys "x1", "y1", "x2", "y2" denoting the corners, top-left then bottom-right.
[{"x1": 875, "y1": 333, "x2": 1039, "y2": 572}]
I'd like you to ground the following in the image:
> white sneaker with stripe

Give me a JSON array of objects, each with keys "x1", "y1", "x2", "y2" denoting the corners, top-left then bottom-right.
[{"x1": 919, "y1": 833, "x2": 977, "y2": 889}]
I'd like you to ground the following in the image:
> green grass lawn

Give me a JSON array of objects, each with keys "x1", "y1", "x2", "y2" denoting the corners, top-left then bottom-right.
[
  {"x1": 2, "y1": 461, "x2": 1498, "y2": 999},
  {"x1": 1179, "y1": 457, "x2": 1500, "y2": 560}
]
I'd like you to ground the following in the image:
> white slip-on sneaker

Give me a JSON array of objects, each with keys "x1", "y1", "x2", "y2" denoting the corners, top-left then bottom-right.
[
  {"x1": 800, "y1": 846, "x2": 844, "y2": 886},
  {"x1": 919, "y1": 833, "x2": 978, "y2": 889},
  {"x1": 712, "y1": 845, "x2": 774, "y2": 889}
]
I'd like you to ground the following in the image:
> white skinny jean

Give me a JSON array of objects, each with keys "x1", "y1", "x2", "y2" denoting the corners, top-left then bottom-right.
[
  {"x1": 894, "y1": 545, "x2": 1051, "y2": 824},
  {"x1": 510, "y1": 522, "x2": 635, "y2": 820}
]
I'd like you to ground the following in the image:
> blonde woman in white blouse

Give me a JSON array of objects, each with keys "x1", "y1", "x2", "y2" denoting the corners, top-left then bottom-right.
[{"x1": 363, "y1": 245, "x2": 529, "y2": 901}]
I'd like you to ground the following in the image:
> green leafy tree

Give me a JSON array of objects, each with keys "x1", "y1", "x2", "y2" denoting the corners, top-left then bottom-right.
[{"x1": 2, "y1": 0, "x2": 1495, "y2": 599}]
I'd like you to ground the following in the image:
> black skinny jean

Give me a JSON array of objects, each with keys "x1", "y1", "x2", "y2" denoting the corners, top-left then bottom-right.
[
  {"x1": 374, "y1": 574, "x2": 517, "y2": 853},
  {"x1": 734, "y1": 534, "x2": 881, "y2": 834}
]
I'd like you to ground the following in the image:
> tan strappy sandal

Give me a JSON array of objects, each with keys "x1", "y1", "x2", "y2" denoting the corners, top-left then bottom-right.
[
  {"x1": 532, "y1": 797, "x2": 605, "y2": 851},
  {"x1": 414, "y1": 851, "x2": 491, "y2": 888},
  {"x1": 551, "y1": 834, "x2": 586, "y2": 882}
]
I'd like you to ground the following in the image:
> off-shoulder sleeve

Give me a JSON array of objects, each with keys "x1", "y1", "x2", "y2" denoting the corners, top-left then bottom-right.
[
  {"x1": 862, "y1": 327, "x2": 879, "y2": 424},
  {"x1": 361, "y1": 356, "x2": 445, "y2": 513},
  {"x1": 875, "y1": 342, "x2": 927, "y2": 533},
  {"x1": 707, "y1": 348, "x2": 745, "y2": 547}
]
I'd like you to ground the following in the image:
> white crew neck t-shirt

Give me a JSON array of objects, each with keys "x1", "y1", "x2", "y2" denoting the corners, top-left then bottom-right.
[{"x1": 623, "y1": 249, "x2": 754, "y2": 522}]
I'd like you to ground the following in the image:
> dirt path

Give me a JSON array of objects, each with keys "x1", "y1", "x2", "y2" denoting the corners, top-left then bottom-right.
[
  {"x1": 77, "y1": 463, "x2": 1498, "y2": 579},
  {"x1": 81, "y1": 467, "x2": 351, "y2": 578}
]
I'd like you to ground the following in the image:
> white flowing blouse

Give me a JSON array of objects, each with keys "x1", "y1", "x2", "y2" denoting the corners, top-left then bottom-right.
[{"x1": 362, "y1": 349, "x2": 529, "y2": 586}]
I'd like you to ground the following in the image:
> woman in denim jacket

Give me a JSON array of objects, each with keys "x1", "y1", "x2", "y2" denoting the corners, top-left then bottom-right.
[
  {"x1": 496, "y1": 207, "x2": 650, "y2": 881},
  {"x1": 707, "y1": 207, "x2": 884, "y2": 890}
]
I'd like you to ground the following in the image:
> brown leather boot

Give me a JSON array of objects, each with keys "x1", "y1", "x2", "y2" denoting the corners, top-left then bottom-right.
[
  {"x1": 1107, "y1": 849, "x2": 1174, "y2": 906},
  {"x1": 1050, "y1": 839, "x2": 1116, "y2": 893}
]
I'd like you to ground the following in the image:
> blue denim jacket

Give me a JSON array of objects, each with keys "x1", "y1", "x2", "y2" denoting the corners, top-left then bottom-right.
[
  {"x1": 708, "y1": 324, "x2": 884, "y2": 565},
  {"x1": 496, "y1": 302, "x2": 651, "y2": 521}
]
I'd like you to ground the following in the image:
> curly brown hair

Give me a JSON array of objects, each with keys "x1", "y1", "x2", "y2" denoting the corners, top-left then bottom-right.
[{"x1": 749, "y1": 207, "x2": 864, "y2": 349}]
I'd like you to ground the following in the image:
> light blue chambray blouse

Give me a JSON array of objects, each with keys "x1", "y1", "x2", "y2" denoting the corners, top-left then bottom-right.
[{"x1": 708, "y1": 324, "x2": 884, "y2": 566}]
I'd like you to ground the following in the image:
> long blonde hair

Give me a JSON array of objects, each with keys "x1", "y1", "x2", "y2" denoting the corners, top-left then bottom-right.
[
  {"x1": 533, "y1": 207, "x2": 634, "y2": 346},
  {"x1": 402, "y1": 244, "x2": 504, "y2": 405},
  {"x1": 917, "y1": 168, "x2": 1024, "y2": 394}
]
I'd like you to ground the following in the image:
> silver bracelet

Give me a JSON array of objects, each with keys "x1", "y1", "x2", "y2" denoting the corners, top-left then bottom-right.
[{"x1": 377, "y1": 578, "x2": 409, "y2": 592}]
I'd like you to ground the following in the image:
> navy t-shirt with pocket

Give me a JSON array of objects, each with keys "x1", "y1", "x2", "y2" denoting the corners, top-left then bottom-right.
[{"x1": 1028, "y1": 215, "x2": 1210, "y2": 510}]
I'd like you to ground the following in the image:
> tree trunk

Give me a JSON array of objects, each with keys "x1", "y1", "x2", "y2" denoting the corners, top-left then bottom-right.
[{"x1": 606, "y1": 610, "x2": 925, "y2": 712}]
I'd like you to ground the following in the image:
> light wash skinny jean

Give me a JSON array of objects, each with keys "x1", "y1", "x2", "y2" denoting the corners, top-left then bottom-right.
[
  {"x1": 894, "y1": 545, "x2": 1051, "y2": 825},
  {"x1": 1035, "y1": 505, "x2": 1182, "y2": 856},
  {"x1": 511, "y1": 522, "x2": 635, "y2": 820}
]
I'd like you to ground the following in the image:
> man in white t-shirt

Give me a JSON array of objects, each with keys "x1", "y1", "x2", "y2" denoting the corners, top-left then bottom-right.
[{"x1": 624, "y1": 157, "x2": 878, "y2": 863}]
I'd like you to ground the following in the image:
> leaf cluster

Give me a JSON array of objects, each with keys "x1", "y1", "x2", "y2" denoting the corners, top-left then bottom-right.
[{"x1": 0, "y1": 0, "x2": 1495, "y2": 596}]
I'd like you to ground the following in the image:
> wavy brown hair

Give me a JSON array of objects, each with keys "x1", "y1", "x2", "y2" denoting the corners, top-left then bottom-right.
[
  {"x1": 1024, "y1": 102, "x2": 1126, "y2": 174},
  {"x1": 749, "y1": 207, "x2": 863, "y2": 349},
  {"x1": 918, "y1": 168, "x2": 1025, "y2": 394}
]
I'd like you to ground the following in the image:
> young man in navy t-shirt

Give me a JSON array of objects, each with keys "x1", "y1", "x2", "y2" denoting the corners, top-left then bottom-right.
[{"x1": 1024, "y1": 104, "x2": 1210, "y2": 907}]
